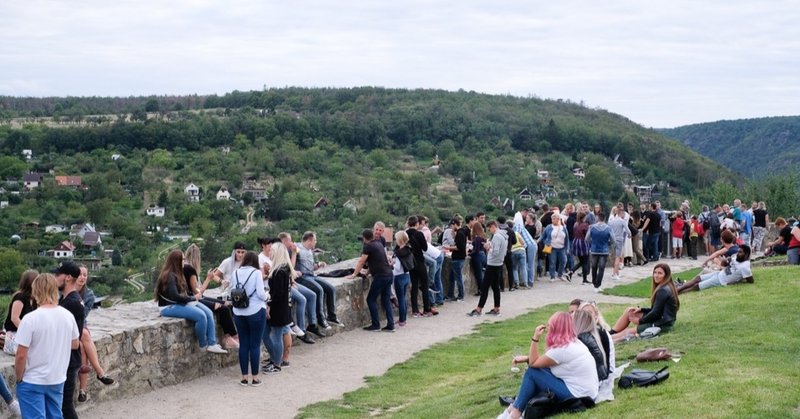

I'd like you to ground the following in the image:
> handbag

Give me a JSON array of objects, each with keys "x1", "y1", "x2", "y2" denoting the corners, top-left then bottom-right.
[
  {"x1": 542, "y1": 245, "x2": 553, "y2": 254},
  {"x1": 636, "y1": 347, "x2": 672, "y2": 362},
  {"x1": 618, "y1": 366, "x2": 670, "y2": 389}
]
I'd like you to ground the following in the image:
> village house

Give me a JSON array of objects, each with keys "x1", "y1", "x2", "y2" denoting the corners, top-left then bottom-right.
[
  {"x1": 21, "y1": 149, "x2": 32, "y2": 160},
  {"x1": 216, "y1": 187, "x2": 231, "y2": 200},
  {"x1": 55, "y1": 176, "x2": 82, "y2": 187},
  {"x1": 572, "y1": 167, "x2": 585, "y2": 179},
  {"x1": 48, "y1": 241, "x2": 76, "y2": 259},
  {"x1": 537, "y1": 170, "x2": 550, "y2": 184},
  {"x1": 111, "y1": 154, "x2": 122, "y2": 161},
  {"x1": 146, "y1": 205, "x2": 165, "y2": 217},
  {"x1": 184, "y1": 183, "x2": 200, "y2": 202},
  {"x1": 23, "y1": 172, "x2": 45, "y2": 189},
  {"x1": 518, "y1": 188, "x2": 533, "y2": 201},
  {"x1": 240, "y1": 179, "x2": 267, "y2": 202},
  {"x1": 45, "y1": 224, "x2": 68, "y2": 234}
]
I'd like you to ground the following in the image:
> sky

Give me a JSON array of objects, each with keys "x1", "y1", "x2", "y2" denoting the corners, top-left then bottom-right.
[{"x1": 1, "y1": 1, "x2": 798, "y2": 128}]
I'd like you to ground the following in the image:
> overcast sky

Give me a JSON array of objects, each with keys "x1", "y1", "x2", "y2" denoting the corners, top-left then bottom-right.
[{"x1": 1, "y1": 1, "x2": 797, "y2": 127}]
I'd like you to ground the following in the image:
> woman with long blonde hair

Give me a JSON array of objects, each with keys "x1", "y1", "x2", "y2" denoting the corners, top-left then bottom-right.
[
  {"x1": 262, "y1": 243, "x2": 294, "y2": 374},
  {"x1": 184, "y1": 244, "x2": 239, "y2": 349}
]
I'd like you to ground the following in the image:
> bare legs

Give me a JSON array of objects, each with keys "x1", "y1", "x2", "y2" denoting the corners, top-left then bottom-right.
[
  {"x1": 78, "y1": 328, "x2": 114, "y2": 400},
  {"x1": 611, "y1": 307, "x2": 643, "y2": 343},
  {"x1": 677, "y1": 276, "x2": 702, "y2": 294}
]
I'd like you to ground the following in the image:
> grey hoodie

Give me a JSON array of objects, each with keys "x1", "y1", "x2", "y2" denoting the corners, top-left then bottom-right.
[
  {"x1": 487, "y1": 229, "x2": 509, "y2": 266},
  {"x1": 608, "y1": 216, "x2": 631, "y2": 242}
]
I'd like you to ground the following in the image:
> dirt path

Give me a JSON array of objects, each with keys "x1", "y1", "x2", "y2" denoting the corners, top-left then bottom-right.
[{"x1": 82, "y1": 258, "x2": 701, "y2": 419}]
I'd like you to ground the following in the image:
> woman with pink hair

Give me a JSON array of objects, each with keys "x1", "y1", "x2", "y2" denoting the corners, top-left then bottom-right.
[{"x1": 499, "y1": 312, "x2": 598, "y2": 419}]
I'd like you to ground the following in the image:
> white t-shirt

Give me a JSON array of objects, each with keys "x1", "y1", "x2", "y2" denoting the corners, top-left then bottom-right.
[
  {"x1": 424, "y1": 244, "x2": 442, "y2": 259},
  {"x1": 546, "y1": 340, "x2": 599, "y2": 399},
  {"x1": 15, "y1": 306, "x2": 79, "y2": 385},
  {"x1": 721, "y1": 259, "x2": 752, "y2": 285},
  {"x1": 392, "y1": 256, "x2": 404, "y2": 276}
]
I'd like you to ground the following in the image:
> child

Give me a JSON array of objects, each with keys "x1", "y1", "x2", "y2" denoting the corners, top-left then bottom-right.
[
  {"x1": 690, "y1": 216, "x2": 703, "y2": 260},
  {"x1": 671, "y1": 212, "x2": 684, "y2": 259}
]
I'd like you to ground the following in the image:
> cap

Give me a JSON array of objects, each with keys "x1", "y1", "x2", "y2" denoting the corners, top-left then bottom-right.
[{"x1": 51, "y1": 261, "x2": 81, "y2": 278}]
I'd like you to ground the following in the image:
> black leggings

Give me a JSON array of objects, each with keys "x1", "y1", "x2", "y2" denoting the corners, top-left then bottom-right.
[
  {"x1": 573, "y1": 255, "x2": 590, "y2": 282},
  {"x1": 478, "y1": 265, "x2": 502, "y2": 309},
  {"x1": 409, "y1": 262, "x2": 431, "y2": 313},
  {"x1": 200, "y1": 297, "x2": 237, "y2": 336}
]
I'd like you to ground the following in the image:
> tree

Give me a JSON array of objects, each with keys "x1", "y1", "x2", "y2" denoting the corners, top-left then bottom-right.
[
  {"x1": 86, "y1": 199, "x2": 113, "y2": 226},
  {"x1": 145, "y1": 99, "x2": 160, "y2": 112},
  {"x1": 0, "y1": 247, "x2": 26, "y2": 288},
  {"x1": 0, "y1": 156, "x2": 28, "y2": 179},
  {"x1": 111, "y1": 249, "x2": 123, "y2": 266}
]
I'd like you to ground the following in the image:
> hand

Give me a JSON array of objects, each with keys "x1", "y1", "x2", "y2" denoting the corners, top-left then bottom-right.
[
  {"x1": 512, "y1": 355, "x2": 528, "y2": 364},
  {"x1": 346, "y1": 274, "x2": 355, "y2": 279},
  {"x1": 534, "y1": 324, "x2": 546, "y2": 340}
]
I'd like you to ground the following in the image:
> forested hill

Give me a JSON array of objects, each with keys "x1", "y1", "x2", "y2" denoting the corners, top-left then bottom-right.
[
  {"x1": 1, "y1": 87, "x2": 731, "y2": 192},
  {"x1": 659, "y1": 116, "x2": 800, "y2": 179}
]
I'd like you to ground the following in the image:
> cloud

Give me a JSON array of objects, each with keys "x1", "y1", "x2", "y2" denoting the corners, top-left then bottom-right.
[{"x1": 0, "y1": 0, "x2": 798, "y2": 126}]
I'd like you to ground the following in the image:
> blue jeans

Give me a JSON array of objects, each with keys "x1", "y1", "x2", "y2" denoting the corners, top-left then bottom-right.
[
  {"x1": 471, "y1": 251, "x2": 486, "y2": 291},
  {"x1": 161, "y1": 302, "x2": 217, "y2": 347},
  {"x1": 263, "y1": 322, "x2": 285, "y2": 365},
  {"x1": 367, "y1": 275, "x2": 395, "y2": 328},
  {"x1": 565, "y1": 239, "x2": 574, "y2": 274},
  {"x1": 299, "y1": 274, "x2": 337, "y2": 323},
  {"x1": 433, "y1": 253, "x2": 444, "y2": 304},
  {"x1": 0, "y1": 374, "x2": 12, "y2": 403},
  {"x1": 525, "y1": 243, "x2": 537, "y2": 286},
  {"x1": 448, "y1": 258, "x2": 466, "y2": 299},
  {"x1": 642, "y1": 232, "x2": 650, "y2": 260},
  {"x1": 393, "y1": 273, "x2": 410, "y2": 323},
  {"x1": 648, "y1": 232, "x2": 661, "y2": 261},
  {"x1": 512, "y1": 367, "x2": 573, "y2": 411},
  {"x1": 548, "y1": 247, "x2": 567, "y2": 279},
  {"x1": 788, "y1": 247, "x2": 800, "y2": 265},
  {"x1": 511, "y1": 250, "x2": 527, "y2": 286},
  {"x1": 233, "y1": 307, "x2": 266, "y2": 376},
  {"x1": 294, "y1": 283, "x2": 317, "y2": 329},
  {"x1": 17, "y1": 380, "x2": 64, "y2": 419}
]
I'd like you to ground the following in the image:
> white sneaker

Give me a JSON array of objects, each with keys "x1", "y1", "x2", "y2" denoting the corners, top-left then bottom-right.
[
  {"x1": 290, "y1": 324, "x2": 305, "y2": 336},
  {"x1": 612, "y1": 274, "x2": 620, "y2": 281},
  {"x1": 497, "y1": 407, "x2": 511, "y2": 419},
  {"x1": 8, "y1": 400, "x2": 20, "y2": 417},
  {"x1": 594, "y1": 287, "x2": 603, "y2": 293},
  {"x1": 206, "y1": 344, "x2": 228, "y2": 354}
]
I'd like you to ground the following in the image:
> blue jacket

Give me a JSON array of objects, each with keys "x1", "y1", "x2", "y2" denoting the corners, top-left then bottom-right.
[
  {"x1": 542, "y1": 224, "x2": 569, "y2": 248},
  {"x1": 586, "y1": 222, "x2": 613, "y2": 254}
]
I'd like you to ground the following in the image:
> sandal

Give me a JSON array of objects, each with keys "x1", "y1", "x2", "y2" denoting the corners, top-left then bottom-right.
[
  {"x1": 487, "y1": 309, "x2": 501, "y2": 316},
  {"x1": 97, "y1": 375, "x2": 115, "y2": 385}
]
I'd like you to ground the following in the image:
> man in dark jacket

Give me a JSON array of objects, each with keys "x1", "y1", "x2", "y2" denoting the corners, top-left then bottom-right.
[{"x1": 406, "y1": 216, "x2": 436, "y2": 316}]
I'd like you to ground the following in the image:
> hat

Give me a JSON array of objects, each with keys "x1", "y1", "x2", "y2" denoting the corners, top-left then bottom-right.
[{"x1": 51, "y1": 261, "x2": 81, "y2": 278}]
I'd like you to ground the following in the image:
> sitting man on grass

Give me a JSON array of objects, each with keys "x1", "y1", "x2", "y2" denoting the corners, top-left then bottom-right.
[{"x1": 677, "y1": 245, "x2": 753, "y2": 294}]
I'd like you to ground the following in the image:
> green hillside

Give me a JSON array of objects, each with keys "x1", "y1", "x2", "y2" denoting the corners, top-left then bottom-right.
[
  {"x1": 0, "y1": 88, "x2": 737, "y2": 298},
  {"x1": 660, "y1": 115, "x2": 800, "y2": 179}
]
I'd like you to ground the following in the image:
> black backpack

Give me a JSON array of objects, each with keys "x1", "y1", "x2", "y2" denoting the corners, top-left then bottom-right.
[
  {"x1": 708, "y1": 213, "x2": 721, "y2": 234},
  {"x1": 230, "y1": 270, "x2": 257, "y2": 309}
]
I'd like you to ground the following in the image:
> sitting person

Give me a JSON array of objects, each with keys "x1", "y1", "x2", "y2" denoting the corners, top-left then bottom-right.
[
  {"x1": 610, "y1": 263, "x2": 680, "y2": 342},
  {"x1": 764, "y1": 217, "x2": 789, "y2": 256},
  {"x1": 577, "y1": 302, "x2": 616, "y2": 402},
  {"x1": 678, "y1": 245, "x2": 753, "y2": 293},
  {"x1": 156, "y1": 249, "x2": 227, "y2": 354},
  {"x1": 76, "y1": 265, "x2": 115, "y2": 403},
  {"x1": 701, "y1": 229, "x2": 739, "y2": 271},
  {"x1": 498, "y1": 312, "x2": 598, "y2": 419},
  {"x1": 184, "y1": 244, "x2": 239, "y2": 349},
  {"x1": 3, "y1": 269, "x2": 38, "y2": 355},
  {"x1": 295, "y1": 231, "x2": 344, "y2": 328}
]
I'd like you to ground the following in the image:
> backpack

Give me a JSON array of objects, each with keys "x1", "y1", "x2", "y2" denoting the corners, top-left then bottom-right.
[
  {"x1": 701, "y1": 212, "x2": 710, "y2": 231},
  {"x1": 230, "y1": 269, "x2": 256, "y2": 309},
  {"x1": 708, "y1": 213, "x2": 721, "y2": 235}
]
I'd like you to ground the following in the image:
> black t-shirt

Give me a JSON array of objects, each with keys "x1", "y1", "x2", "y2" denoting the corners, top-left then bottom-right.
[
  {"x1": 646, "y1": 211, "x2": 661, "y2": 235},
  {"x1": 525, "y1": 224, "x2": 537, "y2": 240},
  {"x1": 779, "y1": 225, "x2": 792, "y2": 245},
  {"x1": 452, "y1": 227, "x2": 470, "y2": 260},
  {"x1": 60, "y1": 290, "x2": 85, "y2": 368},
  {"x1": 183, "y1": 265, "x2": 198, "y2": 292},
  {"x1": 3, "y1": 292, "x2": 35, "y2": 332},
  {"x1": 753, "y1": 209, "x2": 768, "y2": 228},
  {"x1": 362, "y1": 239, "x2": 393, "y2": 278}
]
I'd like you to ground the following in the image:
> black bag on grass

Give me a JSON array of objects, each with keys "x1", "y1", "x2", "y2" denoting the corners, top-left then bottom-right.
[
  {"x1": 618, "y1": 365, "x2": 670, "y2": 389},
  {"x1": 522, "y1": 390, "x2": 595, "y2": 419}
]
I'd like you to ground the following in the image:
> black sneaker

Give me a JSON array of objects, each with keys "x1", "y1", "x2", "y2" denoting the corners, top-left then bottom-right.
[
  {"x1": 97, "y1": 375, "x2": 115, "y2": 385},
  {"x1": 280, "y1": 360, "x2": 290, "y2": 368},
  {"x1": 328, "y1": 317, "x2": 345, "y2": 327},
  {"x1": 298, "y1": 334, "x2": 315, "y2": 344},
  {"x1": 381, "y1": 326, "x2": 396, "y2": 333},
  {"x1": 319, "y1": 319, "x2": 332, "y2": 330},
  {"x1": 363, "y1": 325, "x2": 381, "y2": 332},
  {"x1": 78, "y1": 390, "x2": 88, "y2": 403},
  {"x1": 262, "y1": 363, "x2": 281, "y2": 374},
  {"x1": 307, "y1": 324, "x2": 326, "y2": 338}
]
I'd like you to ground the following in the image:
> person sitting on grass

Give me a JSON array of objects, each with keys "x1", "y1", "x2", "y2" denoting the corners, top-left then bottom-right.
[
  {"x1": 609, "y1": 263, "x2": 680, "y2": 342},
  {"x1": 677, "y1": 245, "x2": 753, "y2": 294},
  {"x1": 701, "y1": 229, "x2": 739, "y2": 271},
  {"x1": 498, "y1": 311, "x2": 598, "y2": 419},
  {"x1": 764, "y1": 217, "x2": 789, "y2": 256},
  {"x1": 577, "y1": 301, "x2": 616, "y2": 403}
]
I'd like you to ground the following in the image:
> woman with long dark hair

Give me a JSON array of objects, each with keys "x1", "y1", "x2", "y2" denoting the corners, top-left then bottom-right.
[
  {"x1": 3, "y1": 269, "x2": 38, "y2": 355},
  {"x1": 610, "y1": 263, "x2": 680, "y2": 342},
  {"x1": 470, "y1": 222, "x2": 487, "y2": 295},
  {"x1": 231, "y1": 251, "x2": 268, "y2": 386},
  {"x1": 155, "y1": 249, "x2": 227, "y2": 354}
]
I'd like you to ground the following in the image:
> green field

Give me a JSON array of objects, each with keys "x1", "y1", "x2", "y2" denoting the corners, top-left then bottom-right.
[{"x1": 299, "y1": 265, "x2": 800, "y2": 418}]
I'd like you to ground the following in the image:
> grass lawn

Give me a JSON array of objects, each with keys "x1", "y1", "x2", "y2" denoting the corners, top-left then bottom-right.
[{"x1": 299, "y1": 265, "x2": 800, "y2": 418}]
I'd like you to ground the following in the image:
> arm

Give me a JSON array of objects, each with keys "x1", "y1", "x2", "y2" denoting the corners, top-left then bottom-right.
[
  {"x1": 82, "y1": 289, "x2": 96, "y2": 319},
  {"x1": 254, "y1": 270, "x2": 268, "y2": 302},
  {"x1": 9, "y1": 300, "x2": 24, "y2": 328},
  {"x1": 702, "y1": 247, "x2": 728, "y2": 267},
  {"x1": 525, "y1": 325, "x2": 557, "y2": 368},
  {"x1": 454, "y1": 230, "x2": 467, "y2": 253},
  {"x1": 14, "y1": 345, "x2": 28, "y2": 383},
  {"x1": 164, "y1": 276, "x2": 195, "y2": 304},
  {"x1": 639, "y1": 288, "x2": 670, "y2": 324},
  {"x1": 641, "y1": 218, "x2": 650, "y2": 231},
  {"x1": 71, "y1": 338, "x2": 80, "y2": 350},
  {"x1": 348, "y1": 254, "x2": 369, "y2": 279}
]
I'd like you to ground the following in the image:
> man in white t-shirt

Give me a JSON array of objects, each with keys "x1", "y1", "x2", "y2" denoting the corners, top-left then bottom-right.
[
  {"x1": 677, "y1": 245, "x2": 753, "y2": 294},
  {"x1": 15, "y1": 273, "x2": 80, "y2": 419}
]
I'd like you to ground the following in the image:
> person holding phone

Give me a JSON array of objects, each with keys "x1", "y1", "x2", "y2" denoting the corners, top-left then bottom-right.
[{"x1": 498, "y1": 311, "x2": 598, "y2": 419}]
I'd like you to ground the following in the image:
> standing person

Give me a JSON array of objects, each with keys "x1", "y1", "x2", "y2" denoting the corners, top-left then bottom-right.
[
  {"x1": 689, "y1": 216, "x2": 703, "y2": 260},
  {"x1": 470, "y1": 222, "x2": 487, "y2": 296},
  {"x1": 3, "y1": 270, "x2": 38, "y2": 356},
  {"x1": 272, "y1": 235, "x2": 323, "y2": 341},
  {"x1": 752, "y1": 202, "x2": 770, "y2": 254},
  {"x1": 54, "y1": 261, "x2": 85, "y2": 419},
  {"x1": 564, "y1": 203, "x2": 577, "y2": 277},
  {"x1": 523, "y1": 212, "x2": 539, "y2": 286},
  {"x1": 156, "y1": 250, "x2": 227, "y2": 354},
  {"x1": 656, "y1": 201, "x2": 670, "y2": 259},
  {"x1": 351, "y1": 229, "x2": 395, "y2": 332},
  {"x1": 640, "y1": 203, "x2": 662, "y2": 261},
  {"x1": 739, "y1": 203, "x2": 754, "y2": 247},
  {"x1": 184, "y1": 244, "x2": 239, "y2": 349},
  {"x1": 513, "y1": 209, "x2": 536, "y2": 288},
  {"x1": 586, "y1": 212, "x2": 612, "y2": 294},
  {"x1": 671, "y1": 212, "x2": 685, "y2": 259},
  {"x1": 75, "y1": 266, "x2": 114, "y2": 404},
  {"x1": 571, "y1": 212, "x2": 591, "y2": 285},
  {"x1": 629, "y1": 210, "x2": 646, "y2": 265},
  {"x1": 392, "y1": 231, "x2": 414, "y2": 327},
  {"x1": 406, "y1": 216, "x2": 435, "y2": 317},
  {"x1": 611, "y1": 263, "x2": 679, "y2": 341},
  {"x1": 542, "y1": 213, "x2": 569, "y2": 282},
  {"x1": 230, "y1": 252, "x2": 268, "y2": 385},
  {"x1": 15, "y1": 273, "x2": 79, "y2": 419},
  {"x1": 468, "y1": 221, "x2": 507, "y2": 317},
  {"x1": 263, "y1": 243, "x2": 294, "y2": 375},
  {"x1": 497, "y1": 217, "x2": 518, "y2": 291},
  {"x1": 296, "y1": 231, "x2": 344, "y2": 327},
  {"x1": 498, "y1": 312, "x2": 598, "y2": 419},
  {"x1": 422, "y1": 219, "x2": 445, "y2": 306},
  {"x1": 446, "y1": 217, "x2": 469, "y2": 301},
  {"x1": 608, "y1": 208, "x2": 630, "y2": 281},
  {"x1": 509, "y1": 225, "x2": 527, "y2": 291}
]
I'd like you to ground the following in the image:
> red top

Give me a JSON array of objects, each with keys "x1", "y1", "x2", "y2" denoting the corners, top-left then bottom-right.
[{"x1": 672, "y1": 217, "x2": 685, "y2": 238}]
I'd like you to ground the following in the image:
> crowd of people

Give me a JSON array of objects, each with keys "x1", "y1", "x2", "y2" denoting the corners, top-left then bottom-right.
[{"x1": 0, "y1": 197, "x2": 778, "y2": 417}]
